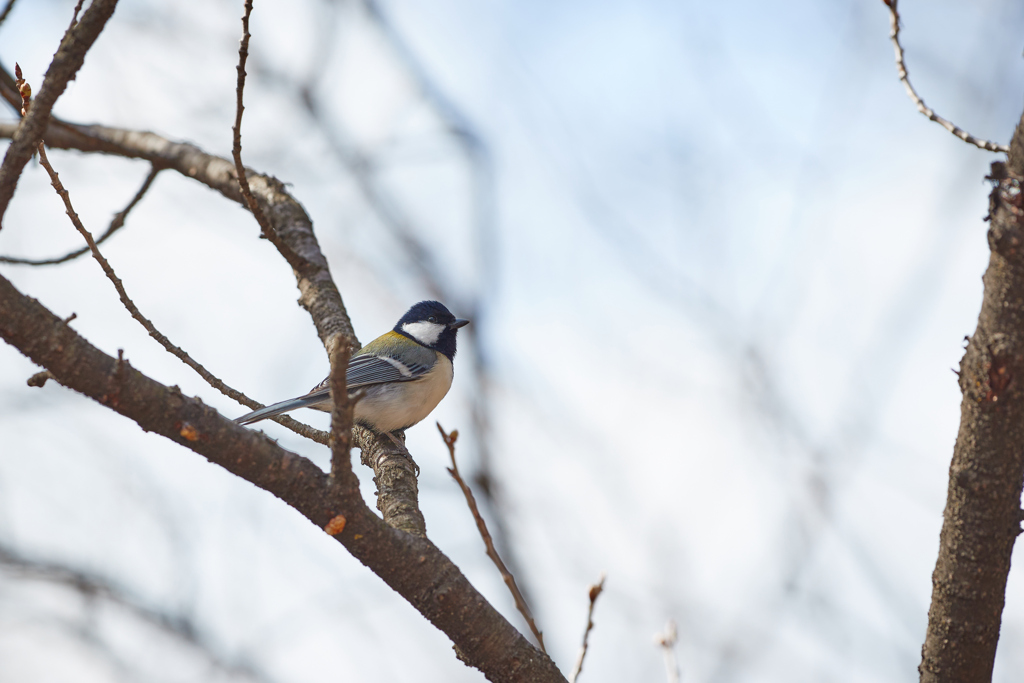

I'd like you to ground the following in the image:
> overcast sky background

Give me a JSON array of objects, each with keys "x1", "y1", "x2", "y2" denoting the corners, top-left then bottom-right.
[{"x1": 2, "y1": 0, "x2": 1024, "y2": 681}]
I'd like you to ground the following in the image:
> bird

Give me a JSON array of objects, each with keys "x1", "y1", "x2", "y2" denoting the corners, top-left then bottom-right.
[{"x1": 236, "y1": 301, "x2": 469, "y2": 433}]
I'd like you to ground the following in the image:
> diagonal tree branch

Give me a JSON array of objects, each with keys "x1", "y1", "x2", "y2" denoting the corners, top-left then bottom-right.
[
  {"x1": 439, "y1": 424, "x2": 545, "y2": 652},
  {"x1": 0, "y1": 20, "x2": 559, "y2": 675},
  {"x1": 30, "y1": 133, "x2": 327, "y2": 445},
  {"x1": 0, "y1": 111, "x2": 436, "y2": 526},
  {"x1": 0, "y1": 0, "x2": 119, "y2": 227},
  {"x1": 0, "y1": 0, "x2": 18, "y2": 30},
  {"x1": 253, "y1": 11, "x2": 528, "y2": 609},
  {"x1": 0, "y1": 113, "x2": 357, "y2": 355},
  {"x1": 0, "y1": 270, "x2": 565, "y2": 683}
]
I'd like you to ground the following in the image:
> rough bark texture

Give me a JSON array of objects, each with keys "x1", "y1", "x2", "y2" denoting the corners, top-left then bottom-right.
[
  {"x1": 0, "y1": 273, "x2": 565, "y2": 683},
  {"x1": 0, "y1": 68, "x2": 561, "y2": 680},
  {"x1": 919, "y1": 112, "x2": 1024, "y2": 682},
  {"x1": 356, "y1": 427, "x2": 427, "y2": 536},
  {"x1": 0, "y1": 112, "x2": 435, "y2": 542}
]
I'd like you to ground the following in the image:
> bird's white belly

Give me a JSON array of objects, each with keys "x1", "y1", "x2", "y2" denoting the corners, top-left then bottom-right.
[{"x1": 354, "y1": 355, "x2": 454, "y2": 432}]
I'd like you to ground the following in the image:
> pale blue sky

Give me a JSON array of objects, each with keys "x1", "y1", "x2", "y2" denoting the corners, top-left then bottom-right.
[{"x1": 1, "y1": 1, "x2": 1023, "y2": 681}]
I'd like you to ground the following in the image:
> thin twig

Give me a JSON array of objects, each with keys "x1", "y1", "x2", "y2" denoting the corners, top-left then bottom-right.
[
  {"x1": 0, "y1": 164, "x2": 161, "y2": 265},
  {"x1": 884, "y1": 0, "x2": 1008, "y2": 154},
  {"x1": 65, "y1": 0, "x2": 85, "y2": 34},
  {"x1": 231, "y1": 0, "x2": 303, "y2": 270},
  {"x1": 437, "y1": 422, "x2": 545, "y2": 652},
  {"x1": 0, "y1": 0, "x2": 119, "y2": 227},
  {"x1": 569, "y1": 574, "x2": 606, "y2": 683},
  {"x1": 30, "y1": 132, "x2": 327, "y2": 445},
  {"x1": 654, "y1": 621, "x2": 681, "y2": 683},
  {"x1": 0, "y1": 0, "x2": 18, "y2": 30},
  {"x1": 0, "y1": 116, "x2": 359, "y2": 402},
  {"x1": 255, "y1": 21, "x2": 526, "y2": 605}
]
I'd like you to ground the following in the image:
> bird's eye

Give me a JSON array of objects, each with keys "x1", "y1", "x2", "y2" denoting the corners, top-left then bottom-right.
[{"x1": 428, "y1": 316, "x2": 437, "y2": 323}]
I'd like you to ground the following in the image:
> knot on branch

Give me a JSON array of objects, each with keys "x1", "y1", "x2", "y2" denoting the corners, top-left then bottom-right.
[
  {"x1": 100, "y1": 349, "x2": 129, "y2": 409},
  {"x1": 26, "y1": 370, "x2": 56, "y2": 387},
  {"x1": 985, "y1": 353, "x2": 1014, "y2": 404},
  {"x1": 986, "y1": 163, "x2": 1024, "y2": 260},
  {"x1": 960, "y1": 333, "x2": 1020, "y2": 405}
]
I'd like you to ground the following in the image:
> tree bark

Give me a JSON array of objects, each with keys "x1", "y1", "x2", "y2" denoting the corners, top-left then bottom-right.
[
  {"x1": 0, "y1": 271, "x2": 565, "y2": 683},
  {"x1": 920, "y1": 111, "x2": 1024, "y2": 682},
  {"x1": 0, "y1": 72, "x2": 563, "y2": 682}
]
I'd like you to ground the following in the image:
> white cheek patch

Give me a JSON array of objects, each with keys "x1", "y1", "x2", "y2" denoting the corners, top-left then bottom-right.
[{"x1": 402, "y1": 321, "x2": 445, "y2": 346}]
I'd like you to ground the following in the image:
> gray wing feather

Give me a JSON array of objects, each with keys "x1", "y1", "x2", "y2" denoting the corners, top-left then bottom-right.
[
  {"x1": 236, "y1": 352, "x2": 435, "y2": 425},
  {"x1": 346, "y1": 354, "x2": 433, "y2": 387},
  {"x1": 235, "y1": 390, "x2": 331, "y2": 425}
]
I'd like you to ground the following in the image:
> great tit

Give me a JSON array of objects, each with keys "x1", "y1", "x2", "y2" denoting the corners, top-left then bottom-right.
[{"x1": 236, "y1": 301, "x2": 469, "y2": 432}]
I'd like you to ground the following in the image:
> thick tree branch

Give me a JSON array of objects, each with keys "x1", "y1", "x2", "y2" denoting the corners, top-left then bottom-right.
[
  {"x1": 0, "y1": 0, "x2": 118, "y2": 226},
  {"x1": 0, "y1": 272, "x2": 565, "y2": 683},
  {"x1": 0, "y1": 116, "x2": 356, "y2": 356},
  {"x1": 29, "y1": 137, "x2": 326, "y2": 445},
  {"x1": 919, "y1": 111, "x2": 1024, "y2": 682},
  {"x1": 0, "y1": 30, "x2": 558, "y2": 674},
  {"x1": 0, "y1": 113, "x2": 450, "y2": 518}
]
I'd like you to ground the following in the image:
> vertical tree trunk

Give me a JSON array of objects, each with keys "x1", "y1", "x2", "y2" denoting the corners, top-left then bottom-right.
[{"x1": 920, "y1": 112, "x2": 1024, "y2": 682}]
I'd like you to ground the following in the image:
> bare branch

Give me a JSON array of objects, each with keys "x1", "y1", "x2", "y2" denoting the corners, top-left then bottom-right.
[
  {"x1": 0, "y1": 7, "x2": 562, "y2": 679},
  {"x1": 0, "y1": 113, "x2": 359, "y2": 378},
  {"x1": 0, "y1": 0, "x2": 119, "y2": 227},
  {"x1": 252, "y1": 17, "x2": 528, "y2": 608},
  {"x1": 0, "y1": 271, "x2": 565, "y2": 681},
  {"x1": 654, "y1": 621, "x2": 680, "y2": 683},
  {"x1": 569, "y1": 574, "x2": 605, "y2": 683},
  {"x1": 0, "y1": 164, "x2": 161, "y2": 266},
  {"x1": 231, "y1": 0, "x2": 306, "y2": 273},
  {"x1": 30, "y1": 130, "x2": 326, "y2": 445},
  {"x1": 438, "y1": 423, "x2": 545, "y2": 653},
  {"x1": 883, "y1": 0, "x2": 1009, "y2": 154},
  {"x1": 65, "y1": 0, "x2": 85, "y2": 34}
]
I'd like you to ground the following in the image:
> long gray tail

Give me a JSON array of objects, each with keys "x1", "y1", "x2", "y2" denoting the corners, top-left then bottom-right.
[{"x1": 235, "y1": 390, "x2": 330, "y2": 425}]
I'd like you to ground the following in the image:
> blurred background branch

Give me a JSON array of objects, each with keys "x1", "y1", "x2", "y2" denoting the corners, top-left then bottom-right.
[{"x1": 1, "y1": 0, "x2": 1023, "y2": 681}]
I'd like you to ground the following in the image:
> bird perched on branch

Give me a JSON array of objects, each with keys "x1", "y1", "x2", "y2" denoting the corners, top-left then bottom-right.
[{"x1": 236, "y1": 301, "x2": 469, "y2": 432}]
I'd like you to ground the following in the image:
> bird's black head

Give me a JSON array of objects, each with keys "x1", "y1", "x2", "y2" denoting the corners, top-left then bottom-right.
[{"x1": 394, "y1": 300, "x2": 469, "y2": 360}]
